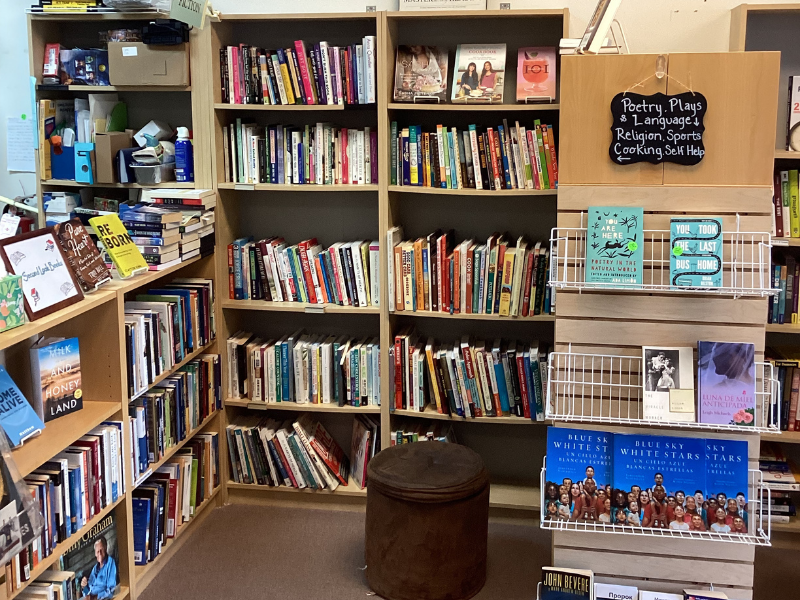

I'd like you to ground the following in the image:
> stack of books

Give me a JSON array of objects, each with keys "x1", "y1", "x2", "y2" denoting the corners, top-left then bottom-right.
[
  {"x1": 219, "y1": 38, "x2": 377, "y2": 106},
  {"x1": 124, "y1": 278, "x2": 216, "y2": 398},
  {"x1": 770, "y1": 252, "x2": 798, "y2": 325},
  {"x1": 391, "y1": 420, "x2": 456, "y2": 445},
  {"x1": 761, "y1": 443, "x2": 797, "y2": 524},
  {"x1": 393, "y1": 331, "x2": 549, "y2": 420},
  {"x1": 141, "y1": 189, "x2": 216, "y2": 260},
  {"x1": 226, "y1": 414, "x2": 379, "y2": 490},
  {"x1": 388, "y1": 226, "x2": 552, "y2": 316},
  {"x1": 228, "y1": 237, "x2": 380, "y2": 307},
  {"x1": 132, "y1": 434, "x2": 219, "y2": 565},
  {"x1": 227, "y1": 331, "x2": 380, "y2": 407},
  {"x1": 769, "y1": 347, "x2": 800, "y2": 430},
  {"x1": 129, "y1": 354, "x2": 221, "y2": 483},
  {"x1": 773, "y1": 169, "x2": 800, "y2": 238},
  {"x1": 222, "y1": 122, "x2": 378, "y2": 186},
  {"x1": 391, "y1": 120, "x2": 558, "y2": 190}
]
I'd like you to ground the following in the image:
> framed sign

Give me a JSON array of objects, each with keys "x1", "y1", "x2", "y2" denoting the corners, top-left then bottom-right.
[
  {"x1": 609, "y1": 91, "x2": 707, "y2": 166},
  {"x1": 0, "y1": 228, "x2": 84, "y2": 321}
]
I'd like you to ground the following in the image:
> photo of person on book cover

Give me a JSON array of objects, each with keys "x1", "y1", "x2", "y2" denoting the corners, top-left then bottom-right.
[
  {"x1": 451, "y1": 44, "x2": 506, "y2": 103},
  {"x1": 63, "y1": 513, "x2": 119, "y2": 600},
  {"x1": 393, "y1": 45, "x2": 448, "y2": 102}
]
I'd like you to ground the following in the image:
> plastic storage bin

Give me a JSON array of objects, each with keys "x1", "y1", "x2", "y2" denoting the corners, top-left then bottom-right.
[{"x1": 132, "y1": 163, "x2": 175, "y2": 185}]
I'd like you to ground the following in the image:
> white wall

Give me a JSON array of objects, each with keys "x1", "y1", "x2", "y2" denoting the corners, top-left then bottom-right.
[{"x1": 2, "y1": 0, "x2": 798, "y2": 198}]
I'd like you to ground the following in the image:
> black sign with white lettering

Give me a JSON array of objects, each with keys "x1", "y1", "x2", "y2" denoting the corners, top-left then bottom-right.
[{"x1": 609, "y1": 91, "x2": 707, "y2": 166}]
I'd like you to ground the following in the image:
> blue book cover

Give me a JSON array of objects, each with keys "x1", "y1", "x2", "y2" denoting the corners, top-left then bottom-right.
[
  {"x1": 585, "y1": 207, "x2": 644, "y2": 286},
  {"x1": 772, "y1": 264, "x2": 781, "y2": 323},
  {"x1": 31, "y1": 338, "x2": 83, "y2": 423},
  {"x1": 613, "y1": 432, "x2": 705, "y2": 499},
  {"x1": 280, "y1": 341, "x2": 291, "y2": 400},
  {"x1": 69, "y1": 467, "x2": 83, "y2": 530},
  {"x1": 705, "y1": 438, "x2": 749, "y2": 529},
  {"x1": 132, "y1": 497, "x2": 151, "y2": 566},
  {"x1": 546, "y1": 427, "x2": 614, "y2": 492},
  {"x1": 670, "y1": 218, "x2": 722, "y2": 288},
  {"x1": 0, "y1": 366, "x2": 44, "y2": 447}
]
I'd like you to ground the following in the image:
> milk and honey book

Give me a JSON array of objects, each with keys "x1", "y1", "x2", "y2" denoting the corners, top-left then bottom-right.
[
  {"x1": 29, "y1": 336, "x2": 83, "y2": 422},
  {"x1": 541, "y1": 567, "x2": 593, "y2": 600}
]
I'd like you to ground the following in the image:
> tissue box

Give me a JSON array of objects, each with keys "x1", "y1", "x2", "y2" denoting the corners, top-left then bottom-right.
[
  {"x1": 133, "y1": 120, "x2": 172, "y2": 147},
  {"x1": 108, "y1": 42, "x2": 190, "y2": 87},
  {"x1": 0, "y1": 275, "x2": 25, "y2": 333}
]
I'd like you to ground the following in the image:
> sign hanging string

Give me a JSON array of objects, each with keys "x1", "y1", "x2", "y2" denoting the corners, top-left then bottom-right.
[{"x1": 623, "y1": 71, "x2": 694, "y2": 96}]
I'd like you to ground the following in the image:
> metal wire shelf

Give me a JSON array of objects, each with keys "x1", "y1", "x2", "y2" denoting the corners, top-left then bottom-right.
[
  {"x1": 549, "y1": 214, "x2": 777, "y2": 297},
  {"x1": 545, "y1": 349, "x2": 779, "y2": 434},
  {"x1": 540, "y1": 458, "x2": 772, "y2": 545}
]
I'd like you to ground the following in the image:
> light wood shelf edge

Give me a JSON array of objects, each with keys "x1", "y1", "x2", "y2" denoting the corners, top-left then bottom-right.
[
  {"x1": 393, "y1": 405, "x2": 541, "y2": 424},
  {"x1": 224, "y1": 398, "x2": 381, "y2": 413},
  {"x1": 388, "y1": 185, "x2": 557, "y2": 196},
  {"x1": 217, "y1": 182, "x2": 379, "y2": 192},
  {"x1": 221, "y1": 299, "x2": 380, "y2": 314}
]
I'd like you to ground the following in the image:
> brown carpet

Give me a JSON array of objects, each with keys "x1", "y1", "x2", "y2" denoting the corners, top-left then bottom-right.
[
  {"x1": 139, "y1": 504, "x2": 796, "y2": 600},
  {"x1": 138, "y1": 504, "x2": 549, "y2": 600}
]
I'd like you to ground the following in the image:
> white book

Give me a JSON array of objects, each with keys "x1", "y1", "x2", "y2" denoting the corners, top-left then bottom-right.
[
  {"x1": 227, "y1": 47, "x2": 236, "y2": 104},
  {"x1": 305, "y1": 243, "x2": 325, "y2": 303},
  {"x1": 642, "y1": 346, "x2": 695, "y2": 422},
  {"x1": 319, "y1": 41, "x2": 334, "y2": 106},
  {"x1": 350, "y1": 241, "x2": 369, "y2": 307},
  {"x1": 364, "y1": 36, "x2": 377, "y2": 104},
  {"x1": 314, "y1": 123, "x2": 324, "y2": 185},
  {"x1": 357, "y1": 130, "x2": 365, "y2": 185},
  {"x1": 270, "y1": 54, "x2": 288, "y2": 104},
  {"x1": 330, "y1": 243, "x2": 351, "y2": 306},
  {"x1": 518, "y1": 125, "x2": 534, "y2": 189},
  {"x1": 386, "y1": 227, "x2": 403, "y2": 313},
  {"x1": 639, "y1": 593, "x2": 682, "y2": 600},
  {"x1": 469, "y1": 128, "x2": 483, "y2": 190},
  {"x1": 364, "y1": 127, "x2": 371, "y2": 184},
  {"x1": 356, "y1": 45, "x2": 365, "y2": 104},
  {"x1": 277, "y1": 426, "x2": 307, "y2": 487},
  {"x1": 595, "y1": 584, "x2": 638, "y2": 600},
  {"x1": 369, "y1": 240, "x2": 380, "y2": 307}
]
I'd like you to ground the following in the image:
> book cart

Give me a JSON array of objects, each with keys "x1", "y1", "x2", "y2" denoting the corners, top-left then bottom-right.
[
  {"x1": 14, "y1": 11, "x2": 223, "y2": 600},
  {"x1": 544, "y1": 51, "x2": 780, "y2": 598}
]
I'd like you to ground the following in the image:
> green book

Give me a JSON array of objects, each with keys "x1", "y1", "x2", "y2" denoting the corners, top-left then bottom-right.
[
  {"x1": 442, "y1": 129, "x2": 452, "y2": 189},
  {"x1": 791, "y1": 169, "x2": 800, "y2": 237},
  {"x1": 534, "y1": 119, "x2": 550, "y2": 190},
  {"x1": 289, "y1": 246, "x2": 308, "y2": 303},
  {"x1": 391, "y1": 121, "x2": 398, "y2": 185},
  {"x1": 190, "y1": 458, "x2": 199, "y2": 512}
]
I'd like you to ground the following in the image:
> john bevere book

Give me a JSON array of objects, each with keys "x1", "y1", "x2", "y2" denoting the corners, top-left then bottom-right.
[
  {"x1": 30, "y1": 337, "x2": 83, "y2": 422},
  {"x1": 697, "y1": 341, "x2": 756, "y2": 427},
  {"x1": 541, "y1": 567, "x2": 593, "y2": 600},
  {"x1": 585, "y1": 207, "x2": 643, "y2": 286}
]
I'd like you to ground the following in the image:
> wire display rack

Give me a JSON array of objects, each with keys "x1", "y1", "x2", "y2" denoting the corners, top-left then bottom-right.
[
  {"x1": 549, "y1": 214, "x2": 777, "y2": 297},
  {"x1": 545, "y1": 349, "x2": 779, "y2": 434},
  {"x1": 540, "y1": 458, "x2": 772, "y2": 545}
]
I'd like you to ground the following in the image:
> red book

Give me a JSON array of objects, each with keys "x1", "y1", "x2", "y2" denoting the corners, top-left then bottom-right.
[
  {"x1": 546, "y1": 124, "x2": 558, "y2": 186},
  {"x1": 293, "y1": 40, "x2": 316, "y2": 105},
  {"x1": 516, "y1": 352, "x2": 531, "y2": 418},
  {"x1": 790, "y1": 369, "x2": 800, "y2": 431},
  {"x1": 150, "y1": 472, "x2": 178, "y2": 538},
  {"x1": 394, "y1": 334, "x2": 404, "y2": 409},
  {"x1": 231, "y1": 46, "x2": 241, "y2": 104},
  {"x1": 775, "y1": 172, "x2": 785, "y2": 238},
  {"x1": 521, "y1": 249, "x2": 535, "y2": 317},
  {"x1": 453, "y1": 246, "x2": 461, "y2": 314},
  {"x1": 70, "y1": 440, "x2": 101, "y2": 516},
  {"x1": 309, "y1": 421, "x2": 349, "y2": 485},
  {"x1": 227, "y1": 243, "x2": 235, "y2": 299},
  {"x1": 297, "y1": 239, "x2": 318, "y2": 304},
  {"x1": 541, "y1": 125, "x2": 557, "y2": 188},
  {"x1": 494, "y1": 242, "x2": 507, "y2": 313},
  {"x1": 341, "y1": 129, "x2": 349, "y2": 184},
  {"x1": 272, "y1": 436, "x2": 299, "y2": 487}
]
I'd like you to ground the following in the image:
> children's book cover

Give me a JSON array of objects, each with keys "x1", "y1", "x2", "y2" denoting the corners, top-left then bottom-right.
[
  {"x1": 451, "y1": 44, "x2": 506, "y2": 103},
  {"x1": 670, "y1": 218, "x2": 722, "y2": 289},
  {"x1": 546, "y1": 427, "x2": 614, "y2": 491},
  {"x1": 697, "y1": 341, "x2": 756, "y2": 427},
  {"x1": 585, "y1": 207, "x2": 643, "y2": 286},
  {"x1": 705, "y1": 438, "x2": 749, "y2": 534},
  {"x1": 516, "y1": 47, "x2": 556, "y2": 102}
]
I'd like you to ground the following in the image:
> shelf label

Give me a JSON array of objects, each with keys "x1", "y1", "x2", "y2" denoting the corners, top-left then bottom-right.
[
  {"x1": 610, "y1": 91, "x2": 707, "y2": 166},
  {"x1": 170, "y1": 0, "x2": 209, "y2": 29}
]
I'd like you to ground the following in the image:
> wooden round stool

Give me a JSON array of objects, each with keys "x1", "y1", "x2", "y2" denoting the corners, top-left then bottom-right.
[{"x1": 365, "y1": 442, "x2": 489, "y2": 600}]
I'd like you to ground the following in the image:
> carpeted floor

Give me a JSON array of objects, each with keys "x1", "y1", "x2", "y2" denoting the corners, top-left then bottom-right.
[{"x1": 139, "y1": 504, "x2": 795, "y2": 600}]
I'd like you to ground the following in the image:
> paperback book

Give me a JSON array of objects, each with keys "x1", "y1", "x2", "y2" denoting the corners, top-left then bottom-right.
[
  {"x1": 29, "y1": 336, "x2": 82, "y2": 422},
  {"x1": 61, "y1": 512, "x2": 119, "y2": 600},
  {"x1": 642, "y1": 346, "x2": 695, "y2": 422},
  {"x1": 516, "y1": 47, "x2": 556, "y2": 102},
  {"x1": 451, "y1": 44, "x2": 506, "y2": 103},
  {"x1": 393, "y1": 46, "x2": 448, "y2": 103},
  {"x1": 53, "y1": 217, "x2": 112, "y2": 292},
  {"x1": 705, "y1": 438, "x2": 749, "y2": 534},
  {"x1": 697, "y1": 341, "x2": 756, "y2": 427},
  {"x1": 546, "y1": 427, "x2": 614, "y2": 491},
  {"x1": 585, "y1": 207, "x2": 643, "y2": 286},
  {"x1": 670, "y1": 218, "x2": 722, "y2": 289},
  {"x1": 0, "y1": 366, "x2": 44, "y2": 447}
]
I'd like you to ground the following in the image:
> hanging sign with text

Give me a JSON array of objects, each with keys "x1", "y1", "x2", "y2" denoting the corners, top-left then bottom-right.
[{"x1": 609, "y1": 91, "x2": 707, "y2": 166}]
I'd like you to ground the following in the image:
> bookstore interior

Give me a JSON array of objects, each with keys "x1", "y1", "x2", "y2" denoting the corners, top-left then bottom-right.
[{"x1": 2, "y1": 0, "x2": 800, "y2": 599}]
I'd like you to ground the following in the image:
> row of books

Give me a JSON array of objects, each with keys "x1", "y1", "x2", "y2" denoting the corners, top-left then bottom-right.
[
  {"x1": 390, "y1": 120, "x2": 558, "y2": 190},
  {"x1": 11, "y1": 570, "x2": 81, "y2": 600},
  {"x1": 771, "y1": 353, "x2": 800, "y2": 431},
  {"x1": 129, "y1": 354, "x2": 222, "y2": 485},
  {"x1": 770, "y1": 255, "x2": 799, "y2": 324},
  {"x1": 391, "y1": 420, "x2": 456, "y2": 445},
  {"x1": 393, "y1": 330, "x2": 549, "y2": 420},
  {"x1": 219, "y1": 37, "x2": 377, "y2": 106},
  {"x1": 124, "y1": 278, "x2": 216, "y2": 398},
  {"x1": 228, "y1": 237, "x2": 380, "y2": 308},
  {"x1": 132, "y1": 433, "x2": 219, "y2": 566},
  {"x1": 773, "y1": 170, "x2": 800, "y2": 238},
  {"x1": 227, "y1": 414, "x2": 378, "y2": 490},
  {"x1": 760, "y1": 442, "x2": 800, "y2": 493},
  {"x1": 222, "y1": 122, "x2": 378, "y2": 186},
  {"x1": 12, "y1": 422, "x2": 125, "y2": 593},
  {"x1": 388, "y1": 227, "x2": 553, "y2": 316},
  {"x1": 227, "y1": 332, "x2": 380, "y2": 407}
]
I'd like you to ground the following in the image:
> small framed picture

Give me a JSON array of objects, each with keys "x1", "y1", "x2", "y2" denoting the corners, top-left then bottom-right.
[{"x1": 0, "y1": 228, "x2": 84, "y2": 321}]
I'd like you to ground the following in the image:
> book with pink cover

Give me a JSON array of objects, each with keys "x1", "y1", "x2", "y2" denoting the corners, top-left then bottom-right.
[{"x1": 516, "y1": 47, "x2": 556, "y2": 102}]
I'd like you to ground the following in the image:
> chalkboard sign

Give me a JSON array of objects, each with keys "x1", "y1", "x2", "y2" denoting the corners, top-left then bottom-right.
[{"x1": 609, "y1": 91, "x2": 707, "y2": 166}]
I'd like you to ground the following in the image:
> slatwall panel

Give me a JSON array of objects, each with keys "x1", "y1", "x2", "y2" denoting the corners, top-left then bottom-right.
[{"x1": 551, "y1": 52, "x2": 780, "y2": 598}]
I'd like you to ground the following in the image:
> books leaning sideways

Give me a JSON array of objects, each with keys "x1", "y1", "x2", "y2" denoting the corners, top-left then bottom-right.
[
  {"x1": 393, "y1": 331, "x2": 549, "y2": 421},
  {"x1": 10, "y1": 420, "x2": 125, "y2": 595},
  {"x1": 140, "y1": 189, "x2": 216, "y2": 261},
  {"x1": 132, "y1": 433, "x2": 219, "y2": 566},
  {"x1": 227, "y1": 332, "x2": 380, "y2": 407},
  {"x1": 222, "y1": 122, "x2": 377, "y2": 186},
  {"x1": 391, "y1": 120, "x2": 558, "y2": 190},
  {"x1": 124, "y1": 278, "x2": 216, "y2": 399},
  {"x1": 226, "y1": 413, "x2": 379, "y2": 490},
  {"x1": 388, "y1": 227, "x2": 553, "y2": 317},
  {"x1": 228, "y1": 237, "x2": 379, "y2": 308},
  {"x1": 219, "y1": 38, "x2": 377, "y2": 106},
  {"x1": 392, "y1": 420, "x2": 455, "y2": 445}
]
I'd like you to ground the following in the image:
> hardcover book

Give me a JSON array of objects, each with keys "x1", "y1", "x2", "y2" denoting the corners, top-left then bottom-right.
[
  {"x1": 705, "y1": 438, "x2": 749, "y2": 531},
  {"x1": 585, "y1": 207, "x2": 643, "y2": 286},
  {"x1": 541, "y1": 567, "x2": 593, "y2": 600},
  {"x1": 89, "y1": 213, "x2": 149, "y2": 279},
  {"x1": 546, "y1": 426, "x2": 613, "y2": 491},
  {"x1": 516, "y1": 47, "x2": 556, "y2": 102},
  {"x1": 54, "y1": 218, "x2": 112, "y2": 292},
  {"x1": 0, "y1": 366, "x2": 44, "y2": 447},
  {"x1": 62, "y1": 512, "x2": 119, "y2": 600},
  {"x1": 642, "y1": 346, "x2": 695, "y2": 422},
  {"x1": 451, "y1": 44, "x2": 506, "y2": 103},
  {"x1": 30, "y1": 337, "x2": 83, "y2": 422},
  {"x1": 697, "y1": 341, "x2": 756, "y2": 427},
  {"x1": 670, "y1": 218, "x2": 722, "y2": 289},
  {"x1": 393, "y1": 46, "x2": 448, "y2": 103}
]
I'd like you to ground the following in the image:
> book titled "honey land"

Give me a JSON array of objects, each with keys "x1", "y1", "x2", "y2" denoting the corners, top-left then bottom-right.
[{"x1": 29, "y1": 336, "x2": 83, "y2": 422}]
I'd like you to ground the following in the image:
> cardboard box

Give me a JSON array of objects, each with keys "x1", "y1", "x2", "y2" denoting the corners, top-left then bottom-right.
[
  {"x1": 94, "y1": 131, "x2": 132, "y2": 183},
  {"x1": 108, "y1": 42, "x2": 190, "y2": 87}
]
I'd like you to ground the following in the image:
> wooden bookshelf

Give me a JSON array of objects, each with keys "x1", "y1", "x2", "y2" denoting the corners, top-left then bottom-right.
[
  {"x1": 399, "y1": 309, "x2": 555, "y2": 322},
  {"x1": 771, "y1": 519, "x2": 800, "y2": 533},
  {"x1": 387, "y1": 102, "x2": 560, "y2": 112},
  {"x1": 130, "y1": 342, "x2": 216, "y2": 401},
  {"x1": 217, "y1": 182, "x2": 379, "y2": 192},
  {"x1": 489, "y1": 483, "x2": 539, "y2": 511},
  {"x1": 762, "y1": 430, "x2": 800, "y2": 443},
  {"x1": 770, "y1": 238, "x2": 800, "y2": 247},
  {"x1": 387, "y1": 185, "x2": 557, "y2": 196},
  {"x1": 40, "y1": 180, "x2": 196, "y2": 189},
  {"x1": 766, "y1": 323, "x2": 800, "y2": 333},
  {"x1": 775, "y1": 149, "x2": 800, "y2": 159},
  {"x1": 221, "y1": 299, "x2": 380, "y2": 314},
  {"x1": 394, "y1": 404, "x2": 540, "y2": 424},
  {"x1": 226, "y1": 476, "x2": 367, "y2": 497},
  {"x1": 37, "y1": 84, "x2": 191, "y2": 92},
  {"x1": 225, "y1": 398, "x2": 381, "y2": 414},
  {"x1": 214, "y1": 103, "x2": 346, "y2": 112}
]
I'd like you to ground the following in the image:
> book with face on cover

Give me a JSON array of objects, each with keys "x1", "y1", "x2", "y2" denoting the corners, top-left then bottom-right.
[
  {"x1": 585, "y1": 207, "x2": 643, "y2": 286},
  {"x1": 516, "y1": 47, "x2": 556, "y2": 102},
  {"x1": 393, "y1": 46, "x2": 448, "y2": 103},
  {"x1": 697, "y1": 341, "x2": 756, "y2": 427},
  {"x1": 546, "y1": 426, "x2": 614, "y2": 493},
  {"x1": 451, "y1": 44, "x2": 506, "y2": 103},
  {"x1": 642, "y1": 346, "x2": 695, "y2": 422}
]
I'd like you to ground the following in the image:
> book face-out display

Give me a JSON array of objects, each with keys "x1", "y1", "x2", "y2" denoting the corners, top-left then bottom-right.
[
  {"x1": 393, "y1": 46, "x2": 449, "y2": 103},
  {"x1": 451, "y1": 44, "x2": 506, "y2": 103}
]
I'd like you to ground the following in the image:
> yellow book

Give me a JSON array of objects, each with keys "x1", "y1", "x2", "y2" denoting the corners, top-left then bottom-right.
[
  {"x1": 498, "y1": 249, "x2": 516, "y2": 317},
  {"x1": 278, "y1": 62, "x2": 296, "y2": 105},
  {"x1": 359, "y1": 241, "x2": 371, "y2": 305},
  {"x1": 89, "y1": 214, "x2": 148, "y2": 279},
  {"x1": 39, "y1": 100, "x2": 56, "y2": 181},
  {"x1": 414, "y1": 238, "x2": 424, "y2": 311},
  {"x1": 790, "y1": 169, "x2": 800, "y2": 238},
  {"x1": 425, "y1": 338, "x2": 443, "y2": 412}
]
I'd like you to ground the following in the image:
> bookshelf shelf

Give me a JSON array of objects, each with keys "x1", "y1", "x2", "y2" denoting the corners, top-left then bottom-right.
[
  {"x1": 226, "y1": 476, "x2": 367, "y2": 497},
  {"x1": 221, "y1": 299, "x2": 380, "y2": 315},
  {"x1": 762, "y1": 430, "x2": 800, "y2": 443},
  {"x1": 217, "y1": 182, "x2": 379, "y2": 192},
  {"x1": 37, "y1": 85, "x2": 191, "y2": 92},
  {"x1": 490, "y1": 483, "x2": 540, "y2": 511},
  {"x1": 13, "y1": 400, "x2": 120, "y2": 478},
  {"x1": 393, "y1": 404, "x2": 539, "y2": 425},
  {"x1": 770, "y1": 238, "x2": 800, "y2": 247},
  {"x1": 775, "y1": 150, "x2": 800, "y2": 159},
  {"x1": 224, "y1": 398, "x2": 381, "y2": 414},
  {"x1": 130, "y1": 341, "x2": 216, "y2": 401},
  {"x1": 398, "y1": 310, "x2": 555, "y2": 322},
  {"x1": 214, "y1": 103, "x2": 347, "y2": 112},
  {"x1": 766, "y1": 323, "x2": 800, "y2": 333},
  {"x1": 771, "y1": 519, "x2": 800, "y2": 533},
  {"x1": 40, "y1": 180, "x2": 196, "y2": 189},
  {"x1": 7, "y1": 495, "x2": 126, "y2": 600},
  {"x1": 104, "y1": 254, "x2": 205, "y2": 296},
  {"x1": 387, "y1": 102, "x2": 560, "y2": 112},
  {"x1": 388, "y1": 185, "x2": 557, "y2": 196},
  {"x1": 133, "y1": 410, "x2": 219, "y2": 488}
]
